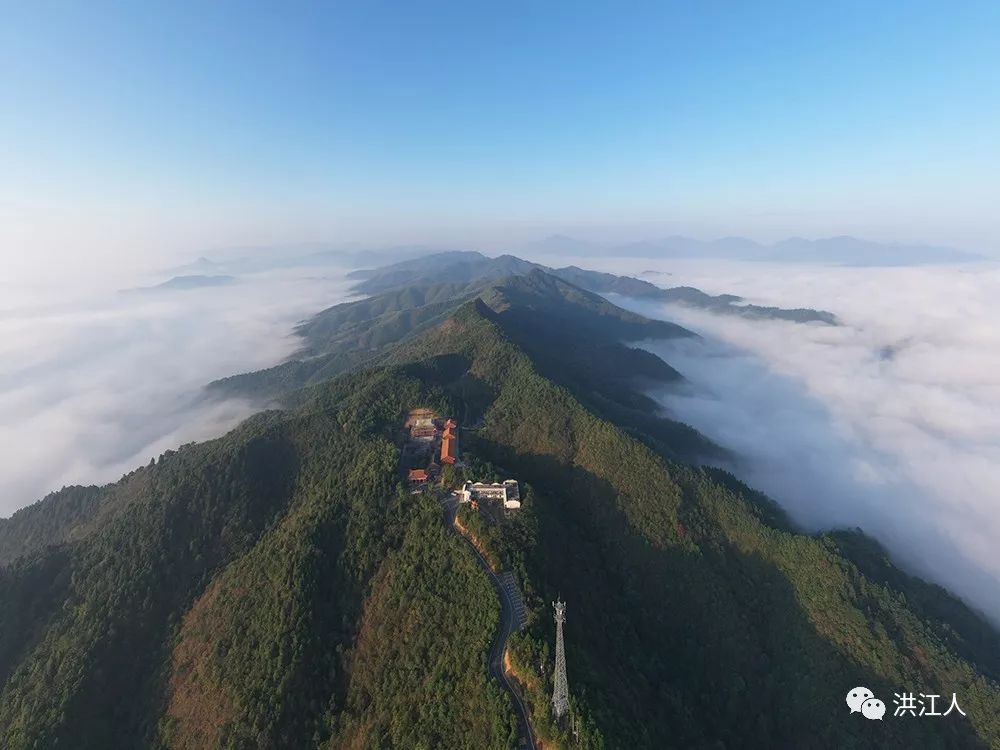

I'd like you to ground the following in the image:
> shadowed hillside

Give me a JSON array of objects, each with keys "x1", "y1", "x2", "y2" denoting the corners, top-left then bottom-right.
[{"x1": 2, "y1": 270, "x2": 998, "y2": 749}]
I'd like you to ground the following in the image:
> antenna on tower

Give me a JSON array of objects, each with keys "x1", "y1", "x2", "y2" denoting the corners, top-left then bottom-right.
[{"x1": 551, "y1": 598, "x2": 570, "y2": 720}]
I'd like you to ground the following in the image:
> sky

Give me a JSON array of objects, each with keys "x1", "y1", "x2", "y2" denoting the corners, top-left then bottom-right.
[{"x1": 2, "y1": 1, "x2": 1000, "y2": 279}]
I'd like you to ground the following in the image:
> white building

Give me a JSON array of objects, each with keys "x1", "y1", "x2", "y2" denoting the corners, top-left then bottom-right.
[{"x1": 456, "y1": 479, "x2": 521, "y2": 509}]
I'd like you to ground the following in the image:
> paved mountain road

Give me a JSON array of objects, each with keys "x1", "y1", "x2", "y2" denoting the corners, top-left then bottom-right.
[{"x1": 443, "y1": 497, "x2": 537, "y2": 750}]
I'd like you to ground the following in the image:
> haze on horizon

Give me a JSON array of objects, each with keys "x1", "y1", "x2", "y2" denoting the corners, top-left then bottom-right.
[{"x1": 3, "y1": 1, "x2": 1000, "y2": 281}]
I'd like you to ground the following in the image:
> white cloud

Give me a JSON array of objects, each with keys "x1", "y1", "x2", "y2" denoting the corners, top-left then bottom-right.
[
  {"x1": 607, "y1": 260, "x2": 1000, "y2": 623},
  {"x1": 0, "y1": 267, "x2": 356, "y2": 517},
  {"x1": 4, "y1": 248, "x2": 999, "y2": 627}
]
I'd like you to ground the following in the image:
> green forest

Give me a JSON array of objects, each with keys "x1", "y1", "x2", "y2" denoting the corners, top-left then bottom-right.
[{"x1": 1, "y1": 265, "x2": 999, "y2": 748}]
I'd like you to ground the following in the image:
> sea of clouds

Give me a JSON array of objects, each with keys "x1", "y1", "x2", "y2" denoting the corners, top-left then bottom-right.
[
  {"x1": 3, "y1": 250, "x2": 999, "y2": 624},
  {"x1": 0, "y1": 266, "x2": 357, "y2": 517},
  {"x1": 592, "y1": 259, "x2": 1000, "y2": 623}
]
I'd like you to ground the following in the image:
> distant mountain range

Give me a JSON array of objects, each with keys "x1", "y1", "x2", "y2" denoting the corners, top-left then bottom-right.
[
  {"x1": 162, "y1": 234, "x2": 985, "y2": 283},
  {"x1": 162, "y1": 245, "x2": 437, "y2": 277},
  {"x1": 523, "y1": 234, "x2": 986, "y2": 265},
  {"x1": 121, "y1": 274, "x2": 236, "y2": 293}
]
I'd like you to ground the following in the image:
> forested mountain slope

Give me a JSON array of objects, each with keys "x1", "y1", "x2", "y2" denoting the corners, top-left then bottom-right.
[
  {"x1": 1, "y1": 271, "x2": 998, "y2": 749},
  {"x1": 207, "y1": 268, "x2": 694, "y2": 405},
  {"x1": 208, "y1": 251, "x2": 835, "y2": 404},
  {"x1": 351, "y1": 250, "x2": 838, "y2": 324},
  {"x1": 1, "y1": 366, "x2": 513, "y2": 749}
]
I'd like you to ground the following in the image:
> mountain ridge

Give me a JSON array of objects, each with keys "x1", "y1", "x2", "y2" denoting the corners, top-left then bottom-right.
[
  {"x1": 349, "y1": 252, "x2": 839, "y2": 325},
  {"x1": 525, "y1": 233, "x2": 986, "y2": 265},
  {"x1": 207, "y1": 267, "x2": 701, "y2": 407},
  {"x1": 2, "y1": 267, "x2": 999, "y2": 748},
  {"x1": 120, "y1": 274, "x2": 237, "y2": 293}
]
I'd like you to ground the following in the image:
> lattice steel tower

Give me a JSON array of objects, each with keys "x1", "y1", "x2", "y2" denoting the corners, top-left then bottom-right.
[{"x1": 551, "y1": 598, "x2": 570, "y2": 719}]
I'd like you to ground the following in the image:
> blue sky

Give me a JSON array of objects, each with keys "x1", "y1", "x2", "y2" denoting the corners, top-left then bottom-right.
[{"x1": 2, "y1": 1, "x2": 999, "y2": 271}]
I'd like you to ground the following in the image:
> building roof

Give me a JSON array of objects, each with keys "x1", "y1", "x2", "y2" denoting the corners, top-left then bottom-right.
[
  {"x1": 441, "y1": 434, "x2": 457, "y2": 464},
  {"x1": 407, "y1": 468, "x2": 428, "y2": 481},
  {"x1": 405, "y1": 408, "x2": 436, "y2": 427}
]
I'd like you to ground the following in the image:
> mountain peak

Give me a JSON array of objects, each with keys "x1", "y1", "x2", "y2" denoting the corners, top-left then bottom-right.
[{"x1": 8, "y1": 252, "x2": 1000, "y2": 749}]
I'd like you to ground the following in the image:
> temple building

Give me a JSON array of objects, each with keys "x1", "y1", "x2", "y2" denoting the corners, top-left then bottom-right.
[
  {"x1": 406, "y1": 408, "x2": 438, "y2": 441},
  {"x1": 457, "y1": 479, "x2": 521, "y2": 509},
  {"x1": 440, "y1": 419, "x2": 458, "y2": 465}
]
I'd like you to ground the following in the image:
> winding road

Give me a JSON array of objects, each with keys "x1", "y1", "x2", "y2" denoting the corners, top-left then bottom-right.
[{"x1": 443, "y1": 497, "x2": 537, "y2": 750}]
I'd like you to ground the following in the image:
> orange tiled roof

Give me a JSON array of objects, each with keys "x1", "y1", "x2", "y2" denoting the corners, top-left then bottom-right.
[
  {"x1": 408, "y1": 469, "x2": 428, "y2": 481},
  {"x1": 441, "y1": 434, "x2": 457, "y2": 464}
]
